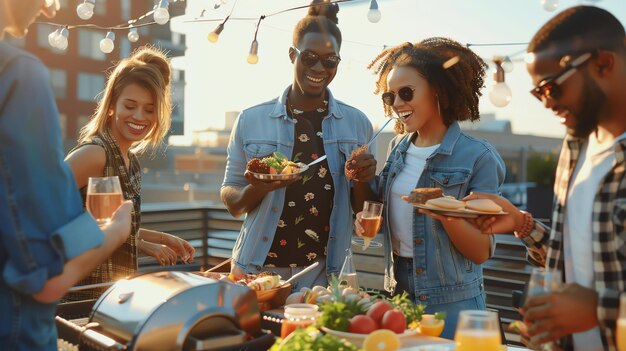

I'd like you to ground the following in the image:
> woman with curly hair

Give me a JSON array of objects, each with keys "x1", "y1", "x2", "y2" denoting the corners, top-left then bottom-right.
[{"x1": 355, "y1": 38, "x2": 506, "y2": 337}]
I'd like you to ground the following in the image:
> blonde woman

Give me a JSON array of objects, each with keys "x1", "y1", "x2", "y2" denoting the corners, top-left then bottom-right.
[{"x1": 64, "y1": 46, "x2": 194, "y2": 300}]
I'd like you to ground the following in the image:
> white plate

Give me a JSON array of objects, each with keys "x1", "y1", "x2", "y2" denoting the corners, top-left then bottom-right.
[
  {"x1": 250, "y1": 163, "x2": 309, "y2": 181},
  {"x1": 411, "y1": 203, "x2": 507, "y2": 218},
  {"x1": 321, "y1": 327, "x2": 418, "y2": 347}
]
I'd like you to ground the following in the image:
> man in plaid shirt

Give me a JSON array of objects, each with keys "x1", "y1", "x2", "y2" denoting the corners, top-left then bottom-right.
[{"x1": 462, "y1": 6, "x2": 626, "y2": 351}]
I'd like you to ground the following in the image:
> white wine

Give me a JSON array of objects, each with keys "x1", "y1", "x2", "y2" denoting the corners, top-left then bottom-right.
[
  {"x1": 339, "y1": 272, "x2": 359, "y2": 290},
  {"x1": 87, "y1": 192, "x2": 124, "y2": 225}
]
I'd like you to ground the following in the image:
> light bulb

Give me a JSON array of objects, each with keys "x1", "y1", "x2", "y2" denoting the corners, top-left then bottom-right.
[
  {"x1": 207, "y1": 23, "x2": 224, "y2": 43},
  {"x1": 154, "y1": 0, "x2": 170, "y2": 25},
  {"x1": 76, "y1": 0, "x2": 95, "y2": 20},
  {"x1": 127, "y1": 27, "x2": 139, "y2": 42},
  {"x1": 247, "y1": 40, "x2": 259, "y2": 64},
  {"x1": 48, "y1": 29, "x2": 60, "y2": 47},
  {"x1": 100, "y1": 31, "x2": 115, "y2": 54},
  {"x1": 541, "y1": 0, "x2": 559, "y2": 12},
  {"x1": 502, "y1": 56, "x2": 514, "y2": 73},
  {"x1": 489, "y1": 82, "x2": 512, "y2": 107},
  {"x1": 55, "y1": 28, "x2": 69, "y2": 50},
  {"x1": 367, "y1": 0, "x2": 381, "y2": 23}
]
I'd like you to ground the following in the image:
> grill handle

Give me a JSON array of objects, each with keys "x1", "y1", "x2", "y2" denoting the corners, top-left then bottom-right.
[{"x1": 55, "y1": 316, "x2": 126, "y2": 351}]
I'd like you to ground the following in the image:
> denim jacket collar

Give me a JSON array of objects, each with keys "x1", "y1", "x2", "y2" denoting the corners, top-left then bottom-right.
[
  {"x1": 395, "y1": 121, "x2": 462, "y2": 156},
  {"x1": 269, "y1": 86, "x2": 344, "y2": 120}
]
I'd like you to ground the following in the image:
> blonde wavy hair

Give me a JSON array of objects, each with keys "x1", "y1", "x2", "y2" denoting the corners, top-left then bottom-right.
[{"x1": 78, "y1": 45, "x2": 172, "y2": 154}]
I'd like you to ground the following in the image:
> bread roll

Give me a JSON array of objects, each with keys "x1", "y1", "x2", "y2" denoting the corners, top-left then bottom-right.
[
  {"x1": 465, "y1": 199, "x2": 502, "y2": 213},
  {"x1": 426, "y1": 197, "x2": 465, "y2": 210}
]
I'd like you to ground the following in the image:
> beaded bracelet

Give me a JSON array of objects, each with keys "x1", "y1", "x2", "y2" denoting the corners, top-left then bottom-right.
[{"x1": 514, "y1": 211, "x2": 534, "y2": 239}]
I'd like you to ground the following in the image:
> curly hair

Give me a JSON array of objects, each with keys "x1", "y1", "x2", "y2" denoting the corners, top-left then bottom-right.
[
  {"x1": 293, "y1": 0, "x2": 342, "y2": 49},
  {"x1": 528, "y1": 6, "x2": 625, "y2": 61},
  {"x1": 368, "y1": 38, "x2": 487, "y2": 134}
]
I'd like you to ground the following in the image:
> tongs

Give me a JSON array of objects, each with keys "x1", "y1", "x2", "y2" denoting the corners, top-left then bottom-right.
[{"x1": 284, "y1": 261, "x2": 320, "y2": 285}]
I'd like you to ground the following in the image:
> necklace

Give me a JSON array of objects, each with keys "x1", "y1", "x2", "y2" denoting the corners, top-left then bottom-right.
[{"x1": 286, "y1": 97, "x2": 328, "y2": 116}]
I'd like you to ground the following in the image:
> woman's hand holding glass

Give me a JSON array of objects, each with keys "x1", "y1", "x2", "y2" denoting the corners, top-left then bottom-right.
[
  {"x1": 86, "y1": 176, "x2": 123, "y2": 227},
  {"x1": 353, "y1": 200, "x2": 383, "y2": 250}
]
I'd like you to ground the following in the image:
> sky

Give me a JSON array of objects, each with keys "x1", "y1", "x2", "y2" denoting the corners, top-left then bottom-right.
[{"x1": 169, "y1": 0, "x2": 626, "y2": 144}]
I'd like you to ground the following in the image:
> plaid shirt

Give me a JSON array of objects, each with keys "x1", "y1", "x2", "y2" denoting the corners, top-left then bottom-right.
[{"x1": 520, "y1": 135, "x2": 626, "y2": 350}]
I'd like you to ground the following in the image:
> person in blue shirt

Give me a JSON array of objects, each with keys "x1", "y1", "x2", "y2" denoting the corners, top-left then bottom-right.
[
  {"x1": 221, "y1": 2, "x2": 376, "y2": 288},
  {"x1": 355, "y1": 38, "x2": 506, "y2": 338},
  {"x1": 0, "y1": 1, "x2": 132, "y2": 349}
]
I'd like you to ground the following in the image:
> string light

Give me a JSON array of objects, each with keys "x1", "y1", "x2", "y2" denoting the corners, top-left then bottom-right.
[
  {"x1": 48, "y1": 28, "x2": 61, "y2": 47},
  {"x1": 541, "y1": 0, "x2": 559, "y2": 12},
  {"x1": 56, "y1": 27, "x2": 69, "y2": 50},
  {"x1": 154, "y1": 0, "x2": 170, "y2": 25},
  {"x1": 246, "y1": 16, "x2": 265, "y2": 64},
  {"x1": 207, "y1": 21, "x2": 226, "y2": 43},
  {"x1": 127, "y1": 26, "x2": 139, "y2": 42},
  {"x1": 76, "y1": 0, "x2": 96, "y2": 20},
  {"x1": 489, "y1": 57, "x2": 512, "y2": 107},
  {"x1": 100, "y1": 31, "x2": 115, "y2": 53},
  {"x1": 502, "y1": 56, "x2": 514, "y2": 73},
  {"x1": 367, "y1": 0, "x2": 382, "y2": 23}
]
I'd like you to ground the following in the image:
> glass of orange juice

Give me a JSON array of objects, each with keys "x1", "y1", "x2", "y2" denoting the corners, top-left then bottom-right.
[
  {"x1": 618, "y1": 294, "x2": 626, "y2": 351},
  {"x1": 454, "y1": 310, "x2": 501, "y2": 351},
  {"x1": 352, "y1": 200, "x2": 383, "y2": 250}
]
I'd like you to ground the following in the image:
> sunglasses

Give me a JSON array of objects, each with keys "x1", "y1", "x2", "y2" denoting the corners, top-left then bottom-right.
[
  {"x1": 530, "y1": 51, "x2": 594, "y2": 101},
  {"x1": 292, "y1": 46, "x2": 341, "y2": 69},
  {"x1": 382, "y1": 86, "x2": 416, "y2": 106}
]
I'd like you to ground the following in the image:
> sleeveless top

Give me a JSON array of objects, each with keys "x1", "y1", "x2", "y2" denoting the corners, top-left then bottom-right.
[{"x1": 63, "y1": 128, "x2": 141, "y2": 301}]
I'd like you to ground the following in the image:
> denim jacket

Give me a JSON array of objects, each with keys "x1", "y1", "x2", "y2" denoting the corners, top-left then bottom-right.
[
  {"x1": 379, "y1": 122, "x2": 505, "y2": 305},
  {"x1": 222, "y1": 86, "x2": 374, "y2": 276},
  {"x1": 0, "y1": 42, "x2": 104, "y2": 350}
]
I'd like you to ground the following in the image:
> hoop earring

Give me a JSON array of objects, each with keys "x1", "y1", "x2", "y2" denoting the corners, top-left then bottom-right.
[{"x1": 108, "y1": 109, "x2": 114, "y2": 117}]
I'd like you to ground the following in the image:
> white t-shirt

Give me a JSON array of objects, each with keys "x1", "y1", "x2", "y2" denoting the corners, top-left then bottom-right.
[
  {"x1": 564, "y1": 131, "x2": 626, "y2": 351},
  {"x1": 389, "y1": 143, "x2": 439, "y2": 257}
]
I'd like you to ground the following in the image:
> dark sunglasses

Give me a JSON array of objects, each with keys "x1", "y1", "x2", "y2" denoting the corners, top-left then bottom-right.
[
  {"x1": 292, "y1": 46, "x2": 341, "y2": 69},
  {"x1": 382, "y1": 86, "x2": 416, "y2": 106},
  {"x1": 530, "y1": 51, "x2": 594, "y2": 101}
]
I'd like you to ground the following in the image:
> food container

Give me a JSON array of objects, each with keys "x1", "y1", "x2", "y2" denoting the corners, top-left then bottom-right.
[{"x1": 255, "y1": 281, "x2": 292, "y2": 311}]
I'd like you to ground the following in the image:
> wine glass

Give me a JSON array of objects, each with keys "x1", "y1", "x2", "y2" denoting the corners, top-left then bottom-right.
[
  {"x1": 352, "y1": 200, "x2": 383, "y2": 250},
  {"x1": 525, "y1": 268, "x2": 563, "y2": 351},
  {"x1": 454, "y1": 310, "x2": 501, "y2": 351},
  {"x1": 618, "y1": 294, "x2": 626, "y2": 351},
  {"x1": 86, "y1": 176, "x2": 123, "y2": 226}
]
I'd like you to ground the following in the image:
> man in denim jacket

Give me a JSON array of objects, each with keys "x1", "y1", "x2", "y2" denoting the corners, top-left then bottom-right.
[
  {"x1": 221, "y1": 6, "x2": 375, "y2": 287},
  {"x1": 0, "y1": 1, "x2": 132, "y2": 349}
]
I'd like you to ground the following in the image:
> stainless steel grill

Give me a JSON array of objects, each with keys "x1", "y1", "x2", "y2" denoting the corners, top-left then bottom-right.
[{"x1": 56, "y1": 271, "x2": 275, "y2": 351}]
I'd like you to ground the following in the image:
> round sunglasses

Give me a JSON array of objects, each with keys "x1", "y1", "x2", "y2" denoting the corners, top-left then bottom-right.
[
  {"x1": 292, "y1": 46, "x2": 341, "y2": 69},
  {"x1": 382, "y1": 86, "x2": 415, "y2": 106}
]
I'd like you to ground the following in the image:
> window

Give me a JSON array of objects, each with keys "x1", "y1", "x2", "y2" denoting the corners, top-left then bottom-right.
[
  {"x1": 120, "y1": 38, "x2": 131, "y2": 59},
  {"x1": 94, "y1": 0, "x2": 106, "y2": 15},
  {"x1": 59, "y1": 113, "x2": 67, "y2": 140},
  {"x1": 49, "y1": 69, "x2": 67, "y2": 99},
  {"x1": 77, "y1": 73, "x2": 104, "y2": 102},
  {"x1": 78, "y1": 29, "x2": 106, "y2": 61},
  {"x1": 121, "y1": 0, "x2": 131, "y2": 20}
]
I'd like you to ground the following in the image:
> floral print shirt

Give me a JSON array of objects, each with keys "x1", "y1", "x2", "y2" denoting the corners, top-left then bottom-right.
[{"x1": 264, "y1": 107, "x2": 334, "y2": 267}]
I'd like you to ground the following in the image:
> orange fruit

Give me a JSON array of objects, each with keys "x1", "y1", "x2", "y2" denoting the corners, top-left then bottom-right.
[
  {"x1": 418, "y1": 314, "x2": 445, "y2": 337},
  {"x1": 362, "y1": 329, "x2": 401, "y2": 351}
]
